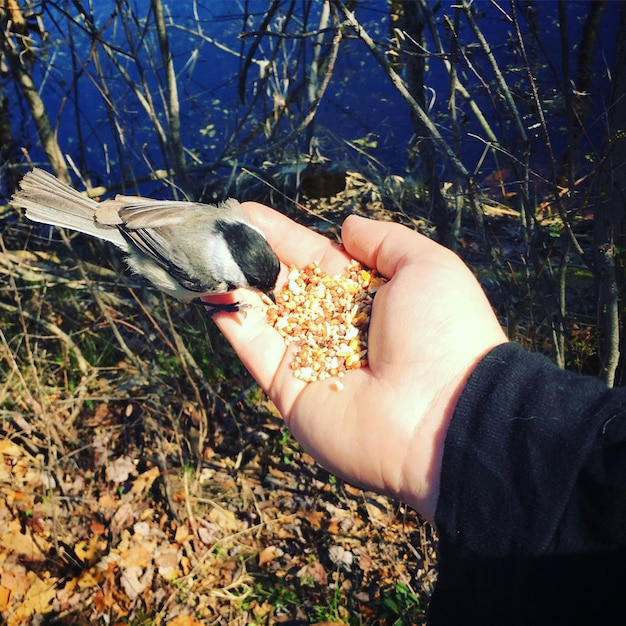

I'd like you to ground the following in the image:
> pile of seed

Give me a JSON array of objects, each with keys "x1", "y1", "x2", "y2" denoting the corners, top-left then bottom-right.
[{"x1": 265, "y1": 260, "x2": 385, "y2": 383}]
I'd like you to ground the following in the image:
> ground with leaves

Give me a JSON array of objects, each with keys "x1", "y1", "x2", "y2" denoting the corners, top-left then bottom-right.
[
  {"x1": 0, "y1": 401, "x2": 436, "y2": 625},
  {"x1": 0, "y1": 174, "x2": 443, "y2": 626},
  {"x1": 0, "y1": 167, "x2": 597, "y2": 625}
]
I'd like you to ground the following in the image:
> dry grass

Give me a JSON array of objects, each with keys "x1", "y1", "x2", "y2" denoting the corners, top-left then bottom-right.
[
  {"x1": 0, "y1": 164, "x2": 601, "y2": 623},
  {"x1": 0, "y1": 191, "x2": 436, "y2": 625}
]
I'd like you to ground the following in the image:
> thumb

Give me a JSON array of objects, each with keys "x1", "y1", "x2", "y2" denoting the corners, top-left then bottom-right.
[{"x1": 341, "y1": 215, "x2": 437, "y2": 277}]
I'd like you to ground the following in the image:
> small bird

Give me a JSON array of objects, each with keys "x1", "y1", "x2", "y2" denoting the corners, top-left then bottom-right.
[{"x1": 12, "y1": 169, "x2": 280, "y2": 310}]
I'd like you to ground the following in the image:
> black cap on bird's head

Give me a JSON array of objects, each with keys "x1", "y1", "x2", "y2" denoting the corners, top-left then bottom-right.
[{"x1": 215, "y1": 220, "x2": 280, "y2": 294}]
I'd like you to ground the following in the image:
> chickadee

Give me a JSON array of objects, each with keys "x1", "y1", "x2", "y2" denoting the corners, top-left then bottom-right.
[{"x1": 12, "y1": 168, "x2": 280, "y2": 311}]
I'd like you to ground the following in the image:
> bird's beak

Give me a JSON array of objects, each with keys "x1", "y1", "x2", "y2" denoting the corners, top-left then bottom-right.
[{"x1": 267, "y1": 291, "x2": 276, "y2": 304}]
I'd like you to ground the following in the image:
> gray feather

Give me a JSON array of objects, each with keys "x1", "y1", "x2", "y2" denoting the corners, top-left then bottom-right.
[{"x1": 12, "y1": 169, "x2": 128, "y2": 248}]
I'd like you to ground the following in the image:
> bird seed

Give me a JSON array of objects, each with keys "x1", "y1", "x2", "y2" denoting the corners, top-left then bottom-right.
[{"x1": 265, "y1": 260, "x2": 385, "y2": 383}]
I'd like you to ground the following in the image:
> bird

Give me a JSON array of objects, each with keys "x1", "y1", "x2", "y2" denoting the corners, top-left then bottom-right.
[{"x1": 11, "y1": 168, "x2": 280, "y2": 311}]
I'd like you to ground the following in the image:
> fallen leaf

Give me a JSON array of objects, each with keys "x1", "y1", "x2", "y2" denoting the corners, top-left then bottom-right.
[
  {"x1": 299, "y1": 509, "x2": 325, "y2": 530},
  {"x1": 74, "y1": 534, "x2": 103, "y2": 563},
  {"x1": 130, "y1": 466, "x2": 160, "y2": 495},
  {"x1": 328, "y1": 545, "x2": 353, "y2": 571},
  {"x1": 297, "y1": 560, "x2": 327, "y2": 586},
  {"x1": 98, "y1": 493, "x2": 119, "y2": 513},
  {"x1": 258, "y1": 545, "x2": 281, "y2": 566},
  {"x1": 120, "y1": 543, "x2": 153, "y2": 569},
  {"x1": 0, "y1": 440, "x2": 23, "y2": 457},
  {"x1": 77, "y1": 569, "x2": 101, "y2": 590},
  {"x1": 93, "y1": 587, "x2": 106, "y2": 612},
  {"x1": 358, "y1": 551, "x2": 374, "y2": 574},
  {"x1": 10, "y1": 571, "x2": 58, "y2": 623},
  {"x1": 253, "y1": 601, "x2": 273, "y2": 618},
  {"x1": 105, "y1": 456, "x2": 137, "y2": 483},
  {"x1": 0, "y1": 585, "x2": 10, "y2": 611},
  {"x1": 120, "y1": 564, "x2": 152, "y2": 600},
  {"x1": 174, "y1": 523, "x2": 193, "y2": 544},
  {"x1": 207, "y1": 506, "x2": 239, "y2": 532},
  {"x1": 168, "y1": 615, "x2": 205, "y2": 626},
  {"x1": 155, "y1": 547, "x2": 179, "y2": 579},
  {"x1": 0, "y1": 518, "x2": 46, "y2": 559},
  {"x1": 90, "y1": 519, "x2": 107, "y2": 536},
  {"x1": 0, "y1": 562, "x2": 30, "y2": 597}
]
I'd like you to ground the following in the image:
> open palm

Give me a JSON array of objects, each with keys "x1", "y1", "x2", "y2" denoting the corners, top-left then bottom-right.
[{"x1": 210, "y1": 205, "x2": 506, "y2": 521}]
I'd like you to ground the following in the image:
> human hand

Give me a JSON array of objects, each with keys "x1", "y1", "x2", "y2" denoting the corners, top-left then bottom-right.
[{"x1": 210, "y1": 206, "x2": 507, "y2": 522}]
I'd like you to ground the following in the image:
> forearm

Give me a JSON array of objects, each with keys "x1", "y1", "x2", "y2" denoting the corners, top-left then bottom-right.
[
  {"x1": 436, "y1": 341, "x2": 626, "y2": 552},
  {"x1": 431, "y1": 341, "x2": 626, "y2": 623}
]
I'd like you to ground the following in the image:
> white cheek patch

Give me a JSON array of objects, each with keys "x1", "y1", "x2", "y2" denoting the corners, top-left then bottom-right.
[{"x1": 200, "y1": 236, "x2": 249, "y2": 289}]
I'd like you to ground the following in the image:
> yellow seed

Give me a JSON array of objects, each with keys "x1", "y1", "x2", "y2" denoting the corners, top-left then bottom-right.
[
  {"x1": 345, "y1": 353, "x2": 361, "y2": 368},
  {"x1": 368, "y1": 276, "x2": 386, "y2": 293},
  {"x1": 349, "y1": 337, "x2": 361, "y2": 351}
]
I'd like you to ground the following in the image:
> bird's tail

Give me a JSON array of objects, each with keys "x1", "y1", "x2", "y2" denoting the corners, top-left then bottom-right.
[{"x1": 11, "y1": 168, "x2": 126, "y2": 247}]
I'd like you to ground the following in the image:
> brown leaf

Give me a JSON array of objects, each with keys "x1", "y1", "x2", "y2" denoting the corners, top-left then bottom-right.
[
  {"x1": 1, "y1": 562, "x2": 31, "y2": 600},
  {"x1": 11, "y1": 571, "x2": 57, "y2": 622},
  {"x1": 90, "y1": 519, "x2": 107, "y2": 536},
  {"x1": 0, "y1": 518, "x2": 47, "y2": 559},
  {"x1": 326, "y1": 520, "x2": 341, "y2": 534},
  {"x1": 358, "y1": 551, "x2": 374, "y2": 573},
  {"x1": 207, "y1": 506, "x2": 239, "y2": 532},
  {"x1": 298, "y1": 560, "x2": 328, "y2": 586},
  {"x1": 0, "y1": 585, "x2": 10, "y2": 612},
  {"x1": 120, "y1": 543, "x2": 153, "y2": 569},
  {"x1": 174, "y1": 523, "x2": 193, "y2": 544},
  {"x1": 258, "y1": 545, "x2": 281, "y2": 566},
  {"x1": 299, "y1": 509, "x2": 325, "y2": 530},
  {"x1": 93, "y1": 587, "x2": 107, "y2": 613},
  {"x1": 155, "y1": 547, "x2": 179, "y2": 580},
  {"x1": 168, "y1": 615, "x2": 205, "y2": 626},
  {"x1": 130, "y1": 466, "x2": 160, "y2": 495},
  {"x1": 97, "y1": 493, "x2": 119, "y2": 513},
  {"x1": 253, "y1": 600, "x2": 274, "y2": 618}
]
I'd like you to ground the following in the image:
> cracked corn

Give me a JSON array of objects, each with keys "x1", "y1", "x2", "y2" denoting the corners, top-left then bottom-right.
[{"x1": 265, "y1": 260, "x2": 386, "y2": 382}]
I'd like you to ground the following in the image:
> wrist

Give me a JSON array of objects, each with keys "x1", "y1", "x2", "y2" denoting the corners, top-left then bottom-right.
[{"x1": 399, "y1": 342, "x2": 508, "y2": 521}]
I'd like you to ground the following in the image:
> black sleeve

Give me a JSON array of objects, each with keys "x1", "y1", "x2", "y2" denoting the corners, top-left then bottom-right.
[{"x1": 430, "y1": 342, "x2": 626, "y2": 626}]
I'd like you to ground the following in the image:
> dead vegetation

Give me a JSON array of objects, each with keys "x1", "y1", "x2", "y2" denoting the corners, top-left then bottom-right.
[
  {"x1": 0, "y1": 164, "x2": 598, "y2": 624},
  {"x1": 0, "y1": 1, "x2": 623, "y2": 624},
  {"x1": 0, "y1": 189, "x2": 437, "y2": 624}
]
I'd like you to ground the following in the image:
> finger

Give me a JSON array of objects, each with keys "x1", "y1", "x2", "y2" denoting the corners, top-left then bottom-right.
[
  {"x1": 210, "y1": 290, "x2": 306, "y2": 415},
  {"x1": 241, "y1": 202, "x2": 350, "y2": 274},
  {"x1": 341, "y1": 215, "x2": 440, "y2": 277}
]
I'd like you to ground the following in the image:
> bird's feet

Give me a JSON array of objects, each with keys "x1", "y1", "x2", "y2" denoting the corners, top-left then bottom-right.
[{"x1": 202, "y1": 300, "x2": 248, "y2": 316}]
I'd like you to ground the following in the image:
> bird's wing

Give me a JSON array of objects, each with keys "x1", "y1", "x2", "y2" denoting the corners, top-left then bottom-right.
[
  {"x1": 121, "y1": 224, "x2": 207, "y2": 292},
  {"x1": 95, "y1": 199, "x2": 194, "y2": 228},
  {"x1": 97, "y1": 197, "x2": 242, "y2": 229},
  {"x1": 108, "y1": 199, "x2": 242, "y2": 294},
  {"x1": 114, "y1": 202, "x2": 217, "y2": 293}
]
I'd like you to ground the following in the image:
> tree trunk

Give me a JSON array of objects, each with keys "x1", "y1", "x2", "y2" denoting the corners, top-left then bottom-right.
[
  {"x1": 0, "y1": 8, "x2": 69, "y2": 181},
  {"x1": 151, "y1": 0, "x2": 190, "y2": 196},
  {"x1": 401, "y1": 2, "x2": 451, "y2": 244},
  {"x1": 593, "y1": 2, "x2": 626, "y2": 386}
]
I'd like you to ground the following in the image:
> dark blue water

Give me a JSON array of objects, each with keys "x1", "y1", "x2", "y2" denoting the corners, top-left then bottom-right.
[{"x1": 12, "y1": 0, "x2": 621, "y2": 194}]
